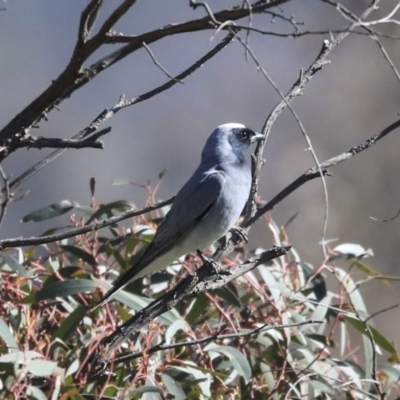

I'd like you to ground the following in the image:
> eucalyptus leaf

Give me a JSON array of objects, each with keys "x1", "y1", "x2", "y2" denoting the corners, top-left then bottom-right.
[
  {"x1": 53, "y1": 305, "x2": 88, "y2": 340},
  {"x1": 346, "y1": 316, "x2": 395, "y2": 353},
  {"x1": 86, "y1": 200, "x2": 133, "y2": 223},
  {"x1": 35, "y1": 279, "x2": 98, "y2": 301},
  {"x1": 204, "y1": 343, "x2": 252, "y2": 382},
  {"x1": 26, "y1": 386, "x2": 48, "y2": 400},
  {"x1": 26, "y1": 359, "x2": 58, "y2": 376},
  {"x1": 161, "y1": 373, "x2": 185, "y2": 400},
  {"x1": 60, "y1": 245, "x2": 96, "y2": 266},
  {"x1": 0, "y1": 319, "x2": 17, "y2": 352},
  {"x1": 22, "y1": 200, "x2": 76, "y2": 222},
  {"x1": 0, "y1": 253, "x2": 28, "y2": 277},
  {"x1": 0, "y1": 350, "x2": 42, "y2": 363}
]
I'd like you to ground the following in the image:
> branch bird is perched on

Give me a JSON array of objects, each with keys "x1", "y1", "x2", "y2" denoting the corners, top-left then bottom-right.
[{"x1": 94, "y1": 123, "x2": 264, "y2": 309}]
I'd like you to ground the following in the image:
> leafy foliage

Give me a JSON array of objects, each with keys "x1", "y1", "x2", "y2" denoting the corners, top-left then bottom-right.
[{"x1": 0, "y1": 196, "x2": 399, "y2": 399}]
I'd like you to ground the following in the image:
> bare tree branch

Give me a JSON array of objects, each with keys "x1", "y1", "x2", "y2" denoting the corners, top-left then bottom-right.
[
  {"x1": 1, "y1": 127, "x2": 111, "y2": 153},
  {"x1": 0, "y1": 165, "x2": 10, "y2": 230},
  {"x1": 0, "y1": 1, "x2": 287, "y2": 142},
  {"x1": 75, "y1": 0, "x2": 104, "y2": 49},
  {"x1": 4, "y1": 32, "x2": 235, "y2": 190}
]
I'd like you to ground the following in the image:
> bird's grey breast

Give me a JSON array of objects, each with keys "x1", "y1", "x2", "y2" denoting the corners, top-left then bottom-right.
[{"x1": 201, "y1": 162, "x2": 251, "y2": 239}]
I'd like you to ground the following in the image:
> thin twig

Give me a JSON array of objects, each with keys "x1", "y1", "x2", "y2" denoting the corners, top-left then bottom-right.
[
  {"x1": 0, "y1": 197, "x2": 174, "y2": 250},
  {"x1": 235, "y1": 33, "x2": 330, "y2": 258},
  {"x1": 245, "y1": 117, "x2": 400, "y2": 228},
  {"x1": 114, "y1": 319, "x2": 321, "y2": 364},
  {"x1": 370, "y1": 207, "x2": 400, "y2": 222},
  {"x1": 142, "y1": 42, "x2": 183, "y2": 83}
]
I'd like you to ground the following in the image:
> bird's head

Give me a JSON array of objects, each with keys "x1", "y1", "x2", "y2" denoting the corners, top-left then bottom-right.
[{"x1": 202, "y1": 123, "x2": 264, "y2": 164}]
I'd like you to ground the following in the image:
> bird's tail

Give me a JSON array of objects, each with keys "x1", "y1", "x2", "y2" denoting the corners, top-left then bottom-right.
[{"x1": 91, "y1": 259, "x2": 147, "y2": 311}]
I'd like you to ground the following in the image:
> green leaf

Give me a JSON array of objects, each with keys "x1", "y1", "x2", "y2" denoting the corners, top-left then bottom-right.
[
  {"x1": 162, "y1": 373, "x2": 185, "y2": 400},
  {"x1": 311, "y1": 294, "x2": 333, "y2": 322},
  {"x1": 380, "y1": 364, "x2": 400, "y2": 384},
  {"x1": 0, "y1": 319, "x2": 17, "y2": 351},
  {"x1": 346, "y1": 316, "x2": 396, "y2": 354},
  {"x1": 185, "y1": 293, "x2": 209, "y2": 324},
  {"x1": 53, "y1": 305, "x2": 88, "y2": 340},
  {"x1": 22, "y1": 200, "x2": 76, "y2": 222},
  {"x1": 94, "y1": 277, "x2": 180, "y2": 324},
  {"x1": 26, "y1": 359, "x2": 58, "y2": 376},
  {"x1": 170, "y1": 363, "x2": 212, "y2": 398},
  {"x1": 215, "y1": 284, "x2": 242, "y2": 308},
  {"x1": 86, "y1": 200, "x2": 133, "y2": 223},
  {"x1": 127, "y1": 386, "x2": 164, "y2": 395},
  {"x1": 35, "y1": 279, "x2": 98, "y2": 301},
  {"x1": 260, "y1": 363, "x2": 277, "y2": 399},
  {"x1": 165, "y1": 319, "x2": 189, "y2": 345},
  {"x1": 60, "y1": 245, "x2": 96, "y2": 266},
  {"x1": 65, "y1": 358, "x2": 80, "y2": 377},
  {"x1": 332, "y1": 243, "x2": 373, "y2": 259},
  {"x1": 0, "y1": 350, "x2": 42, "y2": 363},
  {"x1": 26, "y1": 386, "x2": 48, "y2": 400},
  {"x1": 0, "y1": 253, "x2": 28, "y2": 277},
  {"x1": 205, "y1": 344, "x2": 252, "y2": 382},
  {"x1": 112, "y1": 289, "x2": 179, "y2": 326}
]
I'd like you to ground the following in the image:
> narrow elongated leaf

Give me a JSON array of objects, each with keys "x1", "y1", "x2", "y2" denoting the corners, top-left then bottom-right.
[
  {"x1": 53, "y1": 305, "x2": 88, "y2": 340},
  {"x1": 311, "y1": 294, "x2": 333, "y2": 322},
  {"x1": 162, "y1": 373, "x2": 185, "y2": 400},
  {"x1": 0, "y1": 350, "x2": 42, "y2": 363},
  {"x1": 165, "y1": 319, "x2": 189, "y2": 345},
  {"x1": 0, "y1": 253, "x2": 28, "y2": 277},
  {"x1": 113, "y1": 289, "x2": 179, "y2": 326},
  {"x1": 171, "y1": 362, "x2": 212, "y2": 398},
  {"x1": 26, "y1": 359, "x2": 58, "y2": 376},
  {"x1": 0, "y1": 319, "x2": 17, "y2": 351},
  {"x1": 35, "y1": 279, "x2": 98, "y2": 300},
  {"x1": 185, "y1": 293, "x2": 208, "y2": 324},
  {"x1": 65, "y1": 358, "x2": 80, "y2": 377},
  {"x1": 260, "y1": 363, "x2": 277, "y2": 399},
  {"x1": 215, "y1": 285, "x2": 242, "y2": 308},
  {"x1": 86, "y1": 200, "x2": 133, "y2": 223},
  {"x1": 128, "y1": 386, "x2": 163, "y2": 395},
  {"x1": 332, "y1": 243, "x2": 373, "y2": 258},
  {"x1": 26, "y1": 386, "x2": 48, "y2": 400},
  {"x1": 346, "y1": 316, "x2": 396, "y2": 354},
  {"x1": 205, "y1": 344, "x2": 252, "y2": 382},
  {"x1": 22, "y1": 200, "x2": 76, "y2": 222},
  {"x1": 60, "y1": 245, "x2": 96, "y2": 266}
]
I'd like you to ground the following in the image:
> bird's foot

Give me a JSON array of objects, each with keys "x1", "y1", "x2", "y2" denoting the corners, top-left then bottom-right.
[
  {"x1": 230, "y1": 226, "x2": 248, "y2": 244},
  {"x1": 196, "y1": 250, "x2": 229, "y2": 277}
]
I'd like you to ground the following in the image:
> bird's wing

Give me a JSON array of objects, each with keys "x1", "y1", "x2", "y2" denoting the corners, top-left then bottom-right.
[
  {"x1": 152, "y1": 170, "x2": 225, "y2": 252},
  {"x1": 94, "y1": 171, "x2": 225, "y2": 308}
]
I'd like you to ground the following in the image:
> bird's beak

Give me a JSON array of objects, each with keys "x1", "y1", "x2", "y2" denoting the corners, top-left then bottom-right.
[{"x1": 250, "y1": 132, "x2": 265, "y2": 143}]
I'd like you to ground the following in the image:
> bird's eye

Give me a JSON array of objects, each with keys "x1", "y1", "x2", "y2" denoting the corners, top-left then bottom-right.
[{"x1": 240, "y1": 130, "x2": 250, "y2": 140}]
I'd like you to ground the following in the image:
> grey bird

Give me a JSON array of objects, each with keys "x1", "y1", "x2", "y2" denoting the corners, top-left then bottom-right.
[{"x1": 95, "y1": 123, "x2": 264, "y2": 308}]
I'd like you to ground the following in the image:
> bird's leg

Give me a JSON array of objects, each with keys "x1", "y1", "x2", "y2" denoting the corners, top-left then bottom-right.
[
  {"x1": 230, "y1": 226, "x2": 248, "y2": 244},
  {"x1": 196, "y1": 250, "x2": 228, "y2": 276}
]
